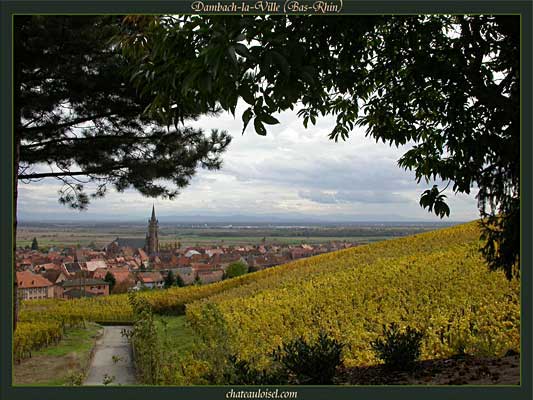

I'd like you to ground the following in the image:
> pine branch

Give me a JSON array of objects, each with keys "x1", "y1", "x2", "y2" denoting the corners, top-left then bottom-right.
[
  {"x1": 18, "y1": 166, "x2": 126, "y2": 179},
  {"x1": 21, "y1": 134, "x2": 152, "y2": 149},
  {"x1": 21, "y1": 112, "x2": 117, "y2": 134}
]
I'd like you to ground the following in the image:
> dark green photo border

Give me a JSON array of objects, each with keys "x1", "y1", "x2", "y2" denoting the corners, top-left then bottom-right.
[{"x1": 1, "y1": 1, "x2": 531, "y2": 399}]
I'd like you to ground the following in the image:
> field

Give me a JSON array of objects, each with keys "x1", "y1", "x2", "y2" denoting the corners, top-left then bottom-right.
[
  {"x1": 15, "y1": 221, "x2": 520, "y2": 385},
  {"x1": 16, "y1": 221, "x2": 453, "y2": 248}
]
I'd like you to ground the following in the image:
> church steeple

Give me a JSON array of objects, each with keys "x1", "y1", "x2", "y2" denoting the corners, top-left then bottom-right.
[
  {"x1": 145, "y1": 204, "x2": 159, "y2": 255},
  {"x1": 151, "y1": 204, "x2": 157, "y2": 222}
]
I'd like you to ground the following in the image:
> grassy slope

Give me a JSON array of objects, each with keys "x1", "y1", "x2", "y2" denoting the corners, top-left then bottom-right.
[{"x1": 155, "y1": 315, "x2": 195, "y2": 354}]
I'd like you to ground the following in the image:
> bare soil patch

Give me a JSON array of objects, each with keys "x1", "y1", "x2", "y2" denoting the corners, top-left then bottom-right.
[{"x1": 338, "y1": 354, "x2": 520, "y2": 385}]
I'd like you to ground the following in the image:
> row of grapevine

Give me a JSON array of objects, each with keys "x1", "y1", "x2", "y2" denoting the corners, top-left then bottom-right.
[
  {"x1": 185, "y1": 223, "x2": 520, "y2": 374},
  {"x1": 14, "y1": 320, "x2": 64, "y2": 362}
]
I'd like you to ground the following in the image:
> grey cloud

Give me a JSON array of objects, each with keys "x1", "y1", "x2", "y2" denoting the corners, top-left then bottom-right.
[
  {"x1": 225, "y1": 155, "x2": 416, "y2": 193},
  {"x1": 298, "y1": 190, "x2": 338, "y2": 204},
  {"x1": 299, "y1": 190, "x2": 411, "y2": 205}
]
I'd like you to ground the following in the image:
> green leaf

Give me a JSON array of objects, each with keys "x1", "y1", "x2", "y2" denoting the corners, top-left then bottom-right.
[
  {"x1": 254, "y1": 117, "x2": 267, "y2": 136},
  {"x1": 261, "y1": 51, "x2": 273, "y2": 74},
  {"x1": 264, "y1": 94, "x2": 276, "y2": 109},
  {"x1": 239, "y1": 85, "x2": 255, "y2": 105},
  {"x1": 301, "y1": 71, "x2": 314, "y2": 85},
  {"x1": 227, "y1": 46, "x2": 237, "y2": 65},
  {"x1": 242, "y1": 108, "x2": 253, "y2": 134},
  {"x1": 234, "y1": 43, "x2": 250, "y2": 58},
  {"x1": 181, "y1": 69, "x2": 201, "y2": 93},
  {"x1": 271, "y1": 51, "x2": 290, "y2": 76},
  {"x1": 261, "y1": 114, "x2": 280, "y2": 125}
]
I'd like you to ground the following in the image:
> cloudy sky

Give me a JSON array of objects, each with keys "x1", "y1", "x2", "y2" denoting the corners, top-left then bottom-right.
[{"x1": 18, "y1": 102, "x2": 479, "y2": 223}]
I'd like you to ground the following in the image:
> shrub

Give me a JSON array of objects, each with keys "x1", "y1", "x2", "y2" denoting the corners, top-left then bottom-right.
[
  {"x1": 65, "y1": 370, "x2": 85, "y2": 386},
  {"x1": 273, "y1": 331, "x2": 344, "y2": 384},
  {"x1": 126, "y1": 293, "x2": 160, "y2": 384},
  {"x1": 190, "y1": 304, "x2": 235, "y2": 384},
  {"x1": 371, "y1": 323, "x2": 424, "y2": 371},
  {"x1": 222, "y1": 355, "x2": 287, "y2": 385},
  {"x1": 224, "y1": 261, "x2": 249, "y2": 279},
  {"x1": 176, "y1": 274, "x2": 185, "y2": 287}
]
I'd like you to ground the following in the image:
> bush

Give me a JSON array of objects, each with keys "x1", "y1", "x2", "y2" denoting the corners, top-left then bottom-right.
[
  {"x1": 371, "y1": 323, "x2": 424, "y2": 371},
  {"x1": 273, "y1": 331, "x2": 344, "y2": 384},
  {"x1": 222, "y1": 355, "x2": 287, "y2": 385},
  {"x1": 65, "y1": 370, "x2": 85, "y2": 386},
  {"x1": 224, "y1": 261, "x2": 248, "y2": 279},
  {"x1": 176, "y1": 274, "x2": 185, "y2": 287}
]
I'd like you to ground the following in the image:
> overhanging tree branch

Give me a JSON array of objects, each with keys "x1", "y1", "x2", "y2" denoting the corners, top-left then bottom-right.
[
  {"x1": 21, "y1": 112, "x2": 117, "y2": 134},
  {"x1": 21, "y1": 134, "x2": 154, "y2": 149},
  {"x1": 18, "y1": 167, "x2": 126, "y2": 180}
]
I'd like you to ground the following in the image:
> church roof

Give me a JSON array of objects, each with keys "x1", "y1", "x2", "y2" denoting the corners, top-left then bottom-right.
[{"x1": 114, "y1": 237, "x2": 146, "y2": 249}]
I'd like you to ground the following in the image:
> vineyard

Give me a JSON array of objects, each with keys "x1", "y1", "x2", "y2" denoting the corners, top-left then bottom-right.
[
  {"x1": 185, "y1": 221, "x2": 520, "y2": 378},
  {"x1": 16, "y1": 221, "x2": 520, "y2": 384}
]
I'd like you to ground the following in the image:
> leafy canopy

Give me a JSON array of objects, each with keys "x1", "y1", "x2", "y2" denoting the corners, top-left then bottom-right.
[{"x1": 120, "y1": 15, "x2": 520, "y2": 278}]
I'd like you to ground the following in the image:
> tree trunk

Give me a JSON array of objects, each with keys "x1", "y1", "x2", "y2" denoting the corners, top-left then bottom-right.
[
  {"x1": 13, "y1": 17, "x2": 21, "y2": 332},
  {"x1": 13, "y1": 136, "x2": 20, "y2": 332}
]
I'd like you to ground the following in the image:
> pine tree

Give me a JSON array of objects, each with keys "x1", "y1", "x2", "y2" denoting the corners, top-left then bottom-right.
[
  {"x1": 164, "y1": 270, "x2": 175, "y2": 288},
  {"x1": 104, "y1": 271, "x2": 116, "y2": 292},
  {"x1": 13, "y1": 16, "x2": 231, "y2": 330},
  {"x1": 176, "y1": 274, "x2": 185, "y2": 287}
]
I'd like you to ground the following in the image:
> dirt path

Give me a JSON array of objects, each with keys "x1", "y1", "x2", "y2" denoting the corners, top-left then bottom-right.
[{"x1": 84, "y1": 326, "x2": 136, "y2": 386}]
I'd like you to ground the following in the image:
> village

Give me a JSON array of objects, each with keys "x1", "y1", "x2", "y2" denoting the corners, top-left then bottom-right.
[{"x1": 15, "y1": 206, "x2": 358, "y2": 300}]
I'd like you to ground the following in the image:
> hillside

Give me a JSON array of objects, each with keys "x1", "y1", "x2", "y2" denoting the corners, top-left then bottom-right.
[{"x1": 185, "y1": 221, "x2": 519, "y2": 372}]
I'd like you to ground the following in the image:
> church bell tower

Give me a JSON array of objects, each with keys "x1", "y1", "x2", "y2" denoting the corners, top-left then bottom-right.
[{"x1": 146, "y1": 205, "x2": 159, "y2": 255}]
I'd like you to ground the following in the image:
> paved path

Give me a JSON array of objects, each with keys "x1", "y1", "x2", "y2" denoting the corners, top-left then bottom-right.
[{"x1": 84, "y1": 326, "x2": 136, "y2": 385}]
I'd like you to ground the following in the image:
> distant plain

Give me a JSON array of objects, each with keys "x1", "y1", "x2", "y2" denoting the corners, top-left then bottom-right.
[{"x1": 16, "y1": 221, "x2": 460, "y2": 248}]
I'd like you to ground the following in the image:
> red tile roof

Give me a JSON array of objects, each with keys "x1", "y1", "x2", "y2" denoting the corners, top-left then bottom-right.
[
  {"x1": 137, "y1": 272, "x2": 163, "y2": 283},
  {"x1": 17, "y1": 271, "x2": 53, "y2": 288},
  {"x1": 35, "y1": 263, "x2": 59, "y2": 272},
  {"x1": 92, "y1": 268, "x2": 109, "y2": 280},
  {"x1": 111, "y1": 270, "x2": 133, "y2": 283},
  {"x1": 191, "y1": 263, "x2": 213, "y2": 271}
]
